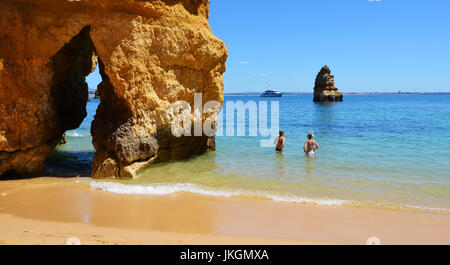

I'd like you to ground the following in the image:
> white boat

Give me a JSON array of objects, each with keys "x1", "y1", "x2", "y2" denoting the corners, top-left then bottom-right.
[{"x1": 260, "y1": 88, "x2": 282, "y2": 97}]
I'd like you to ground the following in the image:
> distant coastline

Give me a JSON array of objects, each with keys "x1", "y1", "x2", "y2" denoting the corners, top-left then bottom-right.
[
  {"x1": 87, "y1": 91, "x2": 450, "y2": 98},
  {"x1": 224, "y1": 92, "x2": 450, "y2": 96},
  {"x1": 89, "y1": 91, "x2": 450, "y2": 98},
  {"x1": 87, "y1": 89, "x2": 450, "y2": 98}
]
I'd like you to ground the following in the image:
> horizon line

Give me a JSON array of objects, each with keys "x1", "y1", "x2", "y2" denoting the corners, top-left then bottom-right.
[{"x1": 224, "y1": 92, "x2": 450, "y2": 95}]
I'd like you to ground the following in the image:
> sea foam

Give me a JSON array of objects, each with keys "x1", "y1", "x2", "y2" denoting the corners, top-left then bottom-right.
[
  {"x1": 402, "y1": 204, "x2": 450, "y2": 214},
  {"x1": 89, "y1": 182, "x2": 450, "y2": 212},
  {"x1": 66, "y1": 132, "x2": 91, "y2": 137},
  {"x1": 90, "y1": 181, "x2": 349, "y2": 206}
]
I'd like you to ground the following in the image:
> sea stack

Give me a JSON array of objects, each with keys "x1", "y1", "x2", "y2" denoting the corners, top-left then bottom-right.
[
  {"x1": 0, "y1": 0, "x2": 228, "y2": 179},
  {"x1": 313, "y1": 65, "x2": 343, "y2": 102}
]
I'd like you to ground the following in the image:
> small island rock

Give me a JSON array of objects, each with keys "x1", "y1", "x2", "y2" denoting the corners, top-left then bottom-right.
[{"x1": 313, "y1": 65, "x2": 343, "y2": 102}]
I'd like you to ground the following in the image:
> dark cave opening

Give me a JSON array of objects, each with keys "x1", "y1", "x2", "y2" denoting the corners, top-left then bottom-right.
[
  {"x1": 44, "y1": 26, "x2": 102, "y2": 176},
  {"x1": 48, "y1": 25, "x2": 97, "y2": 132}
]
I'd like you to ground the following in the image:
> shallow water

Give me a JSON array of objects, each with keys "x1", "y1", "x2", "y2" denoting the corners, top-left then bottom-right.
[{"x1": 47, "y1": 95, "x2": 450, "y2": 213}]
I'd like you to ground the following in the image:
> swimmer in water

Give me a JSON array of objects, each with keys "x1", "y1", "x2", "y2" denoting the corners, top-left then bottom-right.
[
  {"x1": 303, "y1": 132, "x2": 319, "y2": 157},
  {"x1": 274, "y1": 130, "x2": 285, "y2": 152}
]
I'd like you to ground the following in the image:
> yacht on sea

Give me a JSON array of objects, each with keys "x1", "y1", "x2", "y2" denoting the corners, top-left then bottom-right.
[{"x1": 260, "y1": 88, "x2": 282, "y2": 97}]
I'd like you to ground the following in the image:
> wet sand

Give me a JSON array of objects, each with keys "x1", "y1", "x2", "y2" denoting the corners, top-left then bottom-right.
[{"x1": 0, "y1": 177, "x2": 449, "y2": 245}]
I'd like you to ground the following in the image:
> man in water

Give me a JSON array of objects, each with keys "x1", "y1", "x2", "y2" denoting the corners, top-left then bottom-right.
[
  {"x1": 274, "y1": 130, "x2": 285, "y2": 152},
  {"x1": 303, "y1": 132, "x2": 319, "y2": 157}
]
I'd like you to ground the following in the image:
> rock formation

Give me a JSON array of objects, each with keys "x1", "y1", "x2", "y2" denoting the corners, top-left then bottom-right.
[
  {"x1": 313, "y1": 65, "x2": 343, "y2": 102},
  {"x1": 0, "y1": 0, "x2": 228, "y2": 178}
]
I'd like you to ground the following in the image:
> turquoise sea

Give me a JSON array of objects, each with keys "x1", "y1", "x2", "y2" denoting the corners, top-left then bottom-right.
[{"x1": 47, "y1": 94, "x2": 450, "y2": 213}]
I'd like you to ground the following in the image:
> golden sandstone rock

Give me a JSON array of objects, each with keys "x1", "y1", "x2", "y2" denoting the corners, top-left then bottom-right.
[
  {"x1": 0, "y1": 0, "x2": 228, "y2": 178},
  {"x1": 313, "y1": 65, "x2": 343, "y2": 102}
]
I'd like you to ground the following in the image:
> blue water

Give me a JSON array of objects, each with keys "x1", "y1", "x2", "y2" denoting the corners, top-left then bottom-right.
[
  {"x1": 48, "y1": 95, "x2": 450, "y2": 212},
  {"x1": 46, "y1": 98, "x2": 99, "y2": 175}
]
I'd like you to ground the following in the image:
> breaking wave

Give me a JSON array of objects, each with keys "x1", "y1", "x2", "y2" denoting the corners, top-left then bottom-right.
[
  {"x1": 66, "y1": 132, "x2": 91, "y2": 137},
  {"x1": 90, "y1": 181, "x2": 349, "y2": 206}
]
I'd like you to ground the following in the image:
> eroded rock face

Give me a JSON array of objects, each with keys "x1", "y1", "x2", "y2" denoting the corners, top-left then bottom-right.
[
  {"x1": 0, "y1": 0, "x2": 228, "y2": 178},
  {"x1": 313, "y1": 65, "x2": 343, "y2": 102}
]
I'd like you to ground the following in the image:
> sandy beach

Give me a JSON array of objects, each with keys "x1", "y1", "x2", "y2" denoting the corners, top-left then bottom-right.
[{"x1": 0, "y1": 177, "x2": 449, "y2": 245}]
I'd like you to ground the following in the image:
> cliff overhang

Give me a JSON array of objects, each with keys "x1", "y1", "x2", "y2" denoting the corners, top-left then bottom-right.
[{"x1": 0, "y1": 0, "x2": 228, "y2": 178}]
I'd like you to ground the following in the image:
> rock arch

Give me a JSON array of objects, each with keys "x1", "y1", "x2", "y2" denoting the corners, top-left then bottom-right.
[
  {"x1": 48, "y1": 25, "x2": 97, "y2": 133},
  {"x1": 0, "y1": 0, "x2": 228, "y2": 179}
]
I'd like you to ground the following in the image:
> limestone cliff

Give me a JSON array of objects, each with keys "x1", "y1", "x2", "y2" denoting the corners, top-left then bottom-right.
[
  {"x1": 0, "y1": 0, "x2": 228, "y2": 178},
  {"x1": 313, "y1": 65, "x2": 343, "y2": 102}
]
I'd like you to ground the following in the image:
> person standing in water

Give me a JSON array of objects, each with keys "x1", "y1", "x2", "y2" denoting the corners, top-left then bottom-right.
[
  {"x1": 274, "y1": 130, "x2": 285, "y2": 152},
  {"x1": 303, "y1": 132, "x2": 319, "y2": 157}
]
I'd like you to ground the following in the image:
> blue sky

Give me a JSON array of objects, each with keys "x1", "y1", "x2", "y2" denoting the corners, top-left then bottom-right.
[{"x1": 88, "y1": 0, "x2": 450, "y2": 93}]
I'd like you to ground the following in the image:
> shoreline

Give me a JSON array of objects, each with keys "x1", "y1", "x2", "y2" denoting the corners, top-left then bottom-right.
[
  {"x1": 89, "y1": 180, "x2": 450, "y2": 215},
  {"x1": 1, "y1": 177, "x2": 449, "y2": 245}
]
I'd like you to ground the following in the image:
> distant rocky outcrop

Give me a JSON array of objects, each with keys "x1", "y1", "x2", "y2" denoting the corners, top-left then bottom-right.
[
  {"x1": 0, "y1": 0, "x2": 228, "y2": 178},
  {"x1": 313, "y1": 66, "x2": 343, "y2": 102},
  {"x1": 57, "y1": 134, "x2": 67, "y2": 145}
]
